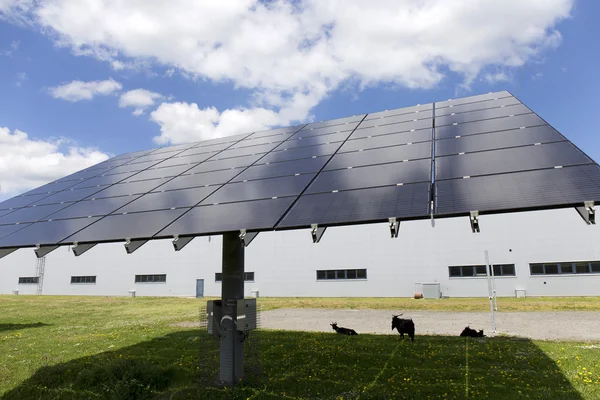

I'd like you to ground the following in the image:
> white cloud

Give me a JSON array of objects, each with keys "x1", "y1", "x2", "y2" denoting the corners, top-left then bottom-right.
[
  {"x1": 532, "y1": 72, "x2": 544, "y2": 80},
  {"x1": 4, "y1": 0, "x2": 574, "y2": 143},
  {"x1": 1, "y1": 39, "x2": 20, "y2": 56},
  {"x1": 15, "y1": 72, "x2": 27, "y2": 86},
  {"x1": 0, "y1": 127, "x2": 110, "y2": 198},
  {"x1": 119, "y1": 89, "x2": 164, "y2": 116},
  {"x1": 483, "y1": 71, "x2": 511, "y2": 84},
  {"x1": 49, "y1": 78, "x2": 122, "y2": 102}
]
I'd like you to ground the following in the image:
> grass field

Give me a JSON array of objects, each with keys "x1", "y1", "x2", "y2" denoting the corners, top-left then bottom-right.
[{"x1": 0, "y1": 296, "x2": 599, "y2": 399}]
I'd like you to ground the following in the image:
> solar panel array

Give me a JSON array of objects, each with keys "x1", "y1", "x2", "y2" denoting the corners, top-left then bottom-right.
[{"x1": 1, "y1": 90, "x2": 600, "y2": 249}]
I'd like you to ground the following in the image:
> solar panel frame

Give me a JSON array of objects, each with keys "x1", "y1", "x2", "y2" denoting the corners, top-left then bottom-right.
[{"x1": 2, "y1": 90, "x2": 600, "y2": 249}]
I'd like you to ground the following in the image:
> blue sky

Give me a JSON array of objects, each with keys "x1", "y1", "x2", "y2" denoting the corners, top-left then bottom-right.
[{"x1": 0, "y1": 0, "x2": 597, "y2": 198}]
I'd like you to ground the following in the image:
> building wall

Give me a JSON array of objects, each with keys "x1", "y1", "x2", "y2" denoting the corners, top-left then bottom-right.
[{"x1": 1, "y1": 208, "x2": 600, "y2": 298}]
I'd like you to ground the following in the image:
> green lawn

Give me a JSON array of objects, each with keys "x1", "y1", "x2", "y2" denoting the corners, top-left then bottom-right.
[{"x1": 0, "y1": 296, "x2": 599, "y2": 399}]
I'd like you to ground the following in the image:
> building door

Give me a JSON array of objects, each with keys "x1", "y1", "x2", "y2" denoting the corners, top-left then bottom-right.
[{"x1": 196, "y1": 279, "x2": 204, "y2": 298}]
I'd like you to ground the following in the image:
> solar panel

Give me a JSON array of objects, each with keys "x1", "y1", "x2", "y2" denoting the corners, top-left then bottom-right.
[
  {"x1": 158, "y1": 198, "x2": 297, "y2": 237},
  {"x1": 276, "y1": 183, "x2": 431, "y2": 229},
  {"x1": 306, "y1": 160, "x2": 431, "y2": 194},
  {"x1": 435, "y1": 125, "x2": 564, "y2": 157},
  {"x1": 1, "y1": 90, "x2": 600, "y2": 250},
  {"x1": 435, "y1": 165, "x2": 600, "y2": 216},
  {"x1": 435, "y1": 142, "x2": 591, "y2": 181}
]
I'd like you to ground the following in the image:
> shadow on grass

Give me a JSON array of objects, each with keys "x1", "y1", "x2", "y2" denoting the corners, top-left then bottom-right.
[
  {"x1": 2, "y1": 330, "x2": 584, "y2": 400},
  {"x1": 0, "y1": 322, "x2": 49, "y2": 333}
]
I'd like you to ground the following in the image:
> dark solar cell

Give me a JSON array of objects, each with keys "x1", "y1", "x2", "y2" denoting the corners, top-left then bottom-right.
[
  {"x1": 0, "y1": 202, "x2": 74, "y2": 225},
  {"x1": 92, "y1": 178, "x2": 171, "y2": 199},
  {"x1": 258, "y1": 143, "x2": 341, "y2": 164},
  {"x1": 436, "y1": 142, "x2": 591, "y2": 180},
  {"x1": 325, "y1": 142, "x2": 432, "y2": 170},
  {"x1": 32, "y1": 186, "x2": 106, "y2": 205},
  {"x1": 248, "y1": 125, "x2": 305, "y2": 139},
  {"x1": 149, "y1": 152, "x2": 215, "y2": 169},
  {"x1": 435, "y1": 113, "x2": 545, "y2": 139},
  {"x1": 0, "y1": 223, "x2": 31, "y2": 242},
  {"x1": 367, "y1": 109, "x2": 434, "y2": 126},
  {"x1": 62, "y1": 209, "x2": 188, "y2": 244},
  {"x1": 293, "y1": 123, "x2": 359, "y2": 138},
  {"x1": 176, "y1": 144, "x2": 229, "y2": 156},
  {"x1": 155, "y1": 169, "x2": 241, "y2": 191},
  {"x1": 55, "y1": 167, "x2": 112, "y2": 183},
  {"x1": 341, "y1": 130, "x2": 431, "y2": 153},
  {"x1": 307, "y1": 159, "x2": 431, "y2": 193},
  {"x1": 186, "y1": 154, "x2": 262, "y2": 174},
  {"x1": 435, "y1": 164, "x2": 600, "y2": 215},
  {"x1": 69, "y1": 172, "x2": 137, "y2": 189},
  {"x1": 0, "y1": 217, "x2": 101, "y2": 248},
  {"x1": 20, "y1": 180, "x2": 82, "y2": 196},
  {"x1": 118, "y1": 186, "x2": 218, "y2": 213},
  {"x1": 212, "y1": 142, "x2": 282, "y2": 160},
  {"x1": 435, "y1": 104, "x2": 531, "y2": 127},
  {"x1": 201, "y1": 174, "x2": 315, "y2": 204},
  {"x1": 45, "y1": 196, "x2": 141, "y2": 220},
  {"x1": 277, "y1": 182, "x2": 431, "y2": 228},
  {"x1": 353, "y1": 119, "x2": 432, "y2": 136},
  {"x1": 127, "y1": 164, "x2": 194, "y2": 182},
  {"x1": 435, "y1": 91, "x2": 512, "y2": 108},
  {"x1": 152, "y1": 142, "x2": 200, "y2": 154},
  {"x1": 284, "y1": 131, "x2": 352, "y2": 149},
  {"x1": 158, "y1": 197, "x2": 297, "y2": 237},
  {"x1": 365, "y1": 103, "x2": 433, "y2": 120},
  {"x1": 301, "y1": 115, "x2": 365, "y2": 130},
  {"x1": 435, "y1": 125, "x2": 565, "y2": 156},
  {"x1": 435, "y1": 96, "x2": 521, "y2": 117},
  {"x1": 0, "y1": 193, "x2": 53, "y2": 210},
  {"x1": 230, "y1": 133, "x2": 293, "y2": 149},
  {"x1": 232, "y1": 157, "x2": 328, "y2": 182}
]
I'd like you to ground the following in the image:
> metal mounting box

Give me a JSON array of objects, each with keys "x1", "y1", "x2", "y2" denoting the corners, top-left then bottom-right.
[{"x1": 207, "y1": 299, "x2": 257, "y2": 338}]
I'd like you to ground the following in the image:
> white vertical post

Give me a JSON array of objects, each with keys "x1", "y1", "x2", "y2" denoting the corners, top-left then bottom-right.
[{"x1": 484, "y1": 250, "x2": 496, "y2": 333}]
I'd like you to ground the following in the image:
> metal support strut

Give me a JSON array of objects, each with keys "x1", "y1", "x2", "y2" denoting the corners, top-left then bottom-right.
[
  {"x1": 218, "y1": 232, "x2": 246, "y2": 385},
  {"x1": 469, "y1": 211, "x2": 480, "y2": 233},
  {"x1": 389, "y1": 217, "x2": 400, "y2": 238},
  {"x1": 575, "y1": 201, "x2": 596, "y2": 225},
  {"x1": 310, "y1": 224, "x2": 327, "y2": 243}
]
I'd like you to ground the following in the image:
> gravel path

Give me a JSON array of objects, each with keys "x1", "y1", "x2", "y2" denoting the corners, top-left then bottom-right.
[{"x1": 259, "y1": 309, "x2": 600, "y2": 341}]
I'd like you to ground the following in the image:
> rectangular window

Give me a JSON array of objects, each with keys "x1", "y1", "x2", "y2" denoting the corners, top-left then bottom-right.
[
  {"x1": 560, "y1": 263, "x2": 574, "y2": 274},
  {"x1": 71, "y1": 276, "x2": 96, "y2": 284},
  {"x1": 449, "y1": 265, "x2": 516, "y2": 277},
  {"x1": 215, "y1": 272, "x2": 254, "y2": 282},
  {"x1": 18, "y1": 277, "x2": 39, "y2": 284},
  {"x1": 316, "y1": 269, "x2": 367, "y2": 281},
  {"x1": 135, "y1": 274, "x2": 166, "y2": 283},
  {"x1": 530, "y1": 261, "x2": 600, "y2": 275}
]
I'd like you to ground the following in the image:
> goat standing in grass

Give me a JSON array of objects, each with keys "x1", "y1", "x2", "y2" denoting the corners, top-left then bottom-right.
[
  {"x1": 460, "y1": 326, "x2": 486, "y2": 337},
  {"x1": 330, "y1": 322, "x2": 358, "y2": 336},
  {"x1": 391, "y1": 314, "x2": 415, "y2": 341}
]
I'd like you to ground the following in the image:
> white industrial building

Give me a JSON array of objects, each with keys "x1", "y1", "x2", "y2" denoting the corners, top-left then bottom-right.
[{"x1": 1, "y1": 208, "x2": 599, "y2": 298}]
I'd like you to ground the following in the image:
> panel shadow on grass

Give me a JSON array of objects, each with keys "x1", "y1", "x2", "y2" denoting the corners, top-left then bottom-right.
[
  {"x1": 2, "y1": 330, "x2": 584, "y2": 400},
  {"x1": 0, "y1": 322, "x2": 50, "y2": 333}
]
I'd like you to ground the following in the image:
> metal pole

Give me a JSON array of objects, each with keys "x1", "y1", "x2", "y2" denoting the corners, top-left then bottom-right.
[
  {"x1": 491, "y1": 263, "x2": 498, "y2": 312},
  {"x1": 484, "y1": 250, "x2": 496, "y2": 333},
  {"x1": 219, "y1": 232, "x2": 245, "y2": 385}
]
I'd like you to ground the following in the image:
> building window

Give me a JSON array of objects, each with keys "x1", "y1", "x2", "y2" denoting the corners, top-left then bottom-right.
[
  {"x1": 448, "y1": 265, "x2": 516, "y2": 277},
  {"x1": 215, "y1": 272, "x2": 255, "y2": 282},
  {"x1": 530, "y1": 261, "x2": 600, "y2": 275},
  {"x1": 316, "y1": 269, "x2": 367, "y2": 280},
  {"x1": 71, "y1": 276, "x2": 96, "y2": 284},
  {"x1": 135, "y1": 274, "x2": 166, "y2": 283},
  {"x1": 18, "y1": 277, "x2": 39, "y2": 284}
]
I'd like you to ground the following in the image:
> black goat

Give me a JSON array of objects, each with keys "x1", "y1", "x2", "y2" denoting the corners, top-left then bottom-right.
[
  {"x1": 330, "y1": 322, "x2": 358, "y2": 336},
  {"x1": 391, "y1": 314, "x2": 415, "y2": 341},
  {"x1": 460, "y1": 326, "x2": 486, "y2": 337}
]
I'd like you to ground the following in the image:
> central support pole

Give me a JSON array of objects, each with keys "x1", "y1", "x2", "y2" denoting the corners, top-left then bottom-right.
[{"x1": 219, "y1": 232, "x2": 245, "y2": 385}]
